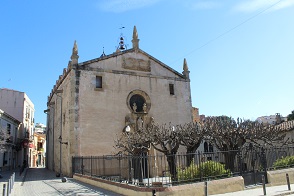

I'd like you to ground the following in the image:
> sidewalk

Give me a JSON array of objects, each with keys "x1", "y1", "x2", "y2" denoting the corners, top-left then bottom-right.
[
  {"x1": 213, "y1": 184, "x2": 294, "y2": 196},
  {"x1": 10, "y1": 167, "x2": 122, "y2": 195},
  {"x1": 0, "y1": 167, "x2": 28, "y2": 195},
  {"x1": 3, "y1": 168, "x2": 294, "y2": 196}
]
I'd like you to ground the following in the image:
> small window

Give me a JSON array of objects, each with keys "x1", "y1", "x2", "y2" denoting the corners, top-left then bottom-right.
[
  {"x1": 7, "y1": 124, "x2": 11, "y2": 134},
  {"x1": 96, "y1": 76, "x2": 102, "y2": 88},
  {"x1": 169, "y1": 84, "x2": 174, "y2": 95}
]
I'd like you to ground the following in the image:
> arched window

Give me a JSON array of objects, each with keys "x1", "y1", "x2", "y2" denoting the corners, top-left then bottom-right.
[
  {"x1": 204, "y1": 142, "x2": 208, "y2": 152},
  {"x1": 129, "y1": 94, "x2": 145, "y2": 113},
  {"x1": 209, "y1": 143, "x2": 214, "y2": 152}
]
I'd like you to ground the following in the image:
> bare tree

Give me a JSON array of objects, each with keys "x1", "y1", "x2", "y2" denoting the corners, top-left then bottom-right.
[
  {"x1": 148, "y1": 123, "x2": 180, "y2": 181},
  {"x1": 0, "y1": 126, "x2": 10, "y2": 153},
  {"x1": 115, "y1": 128, "x2": 150, "y2": 155},
  {"x1": 203, "y1": 116, "x2": 290, "y2": 171},
  {"x1": 178, "y1": 122, "x2": 206, "y2": 165},
  {"x1": 115, "y1": 122, "x2": 181, "y2": 182}
]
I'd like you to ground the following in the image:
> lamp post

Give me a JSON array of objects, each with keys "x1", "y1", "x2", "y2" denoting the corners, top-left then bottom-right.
[
  {"x1": 44, "y1": 102, "x2": 55, "y2": 171},
  {"x1": 125, "y1": 125, "x2": 133, "y2": 183},
  {"x1": 55, "y1": 89, "x2": 63, "y2": 178},
  {"x1": 58, "y1": 135, "x2": 68, "y2": 182}
]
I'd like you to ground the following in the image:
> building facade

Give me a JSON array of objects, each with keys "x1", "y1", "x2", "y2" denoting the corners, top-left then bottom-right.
[
  {"x1": 0, "y1": 109, "x2": 21, "y2": 171},
  {"x1": 0, "y1": 88, "x2": 35, "y2": 168},
  {"x1": 45, "y1": 26, "x2": 193, "y2": 177},
  {"x1": 256, "y1": 113, "x2": 287, "y2": 125},
  {"x1": 33, "y1": 124, "x2": 46, "y2": 168}
]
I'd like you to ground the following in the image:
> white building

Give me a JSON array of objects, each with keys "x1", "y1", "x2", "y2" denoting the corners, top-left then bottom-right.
[
  {"x1": 256, "y1": 113, "x2": 287, "y2": 125},
  {"x1": 0, "y1": 88, "x2": 35, "y2": 168},
  {"x1": 0, "y1": 109, "x2": 21, "y2": 170},
  {"x1": 35, "y1": 123, "x2": 46, "y2": 133}
]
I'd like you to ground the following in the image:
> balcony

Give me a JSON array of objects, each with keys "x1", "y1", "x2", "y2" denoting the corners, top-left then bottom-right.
[{"x1": 38, "y1": 148, "x2": 44, "y2": 152}]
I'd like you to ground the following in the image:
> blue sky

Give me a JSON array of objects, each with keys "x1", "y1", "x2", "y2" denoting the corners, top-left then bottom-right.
[{"x1": 1, "y1": 0, "x2": 293, "y2": 124}]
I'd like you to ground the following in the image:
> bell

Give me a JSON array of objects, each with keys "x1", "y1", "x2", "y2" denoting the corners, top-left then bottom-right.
[{"x1": 119, "y1": 45, "x2": 125, "y2": 50}]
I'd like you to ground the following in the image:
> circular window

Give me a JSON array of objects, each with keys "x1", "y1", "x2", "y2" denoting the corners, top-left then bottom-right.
[
  {"x1": 127, "y1": 90, "x2": 151, "y2": 113},
  {"x1": 130, "y1": 94, "x2": 145, "y2": 112}
]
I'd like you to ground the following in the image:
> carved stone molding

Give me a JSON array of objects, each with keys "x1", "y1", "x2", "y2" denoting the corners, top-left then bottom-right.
[{"x1": 122, "y1": 56, "x2": 151, "y2": 72}]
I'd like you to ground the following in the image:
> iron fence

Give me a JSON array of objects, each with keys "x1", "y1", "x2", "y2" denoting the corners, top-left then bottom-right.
[{"x1": 72, "y1": 146, "x2": 294, "y2": 187}]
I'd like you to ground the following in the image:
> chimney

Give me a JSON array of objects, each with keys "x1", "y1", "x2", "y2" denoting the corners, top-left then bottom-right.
[{"x1": 276, "y1": 113, "x2": 281, "y2": 124}]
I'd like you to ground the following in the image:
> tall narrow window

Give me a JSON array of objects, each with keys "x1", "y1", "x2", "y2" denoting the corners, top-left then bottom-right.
[
  {"x1": 204, "y1": 142, "x2": 208, "y2": 152},
  {"x1": 7, "y1": 124, "x2": 11, "y2": 135},
  {"x1": 96, "y1": 76, "x2": 102, "y2": 88},
  {"x1": 169, "y1": 84, "x2": 174, "y2": 95}
]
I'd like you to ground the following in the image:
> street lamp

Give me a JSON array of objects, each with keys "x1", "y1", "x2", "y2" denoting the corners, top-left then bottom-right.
[
  {"x1": 58, "y1": 136, "x2": 68, "y2": 145},
  {"x1": 58, "y1": 135, "x2": 68, "y2": 182},
  {"x1": 124, "y1": 125, "x2": 133, "y2": 183},
  {"x1": 44, "y1": 101, "x2": 55, "y2": 171},
  {"x1": 125, "y1": 125, "x2": 131, "y2": 133}
]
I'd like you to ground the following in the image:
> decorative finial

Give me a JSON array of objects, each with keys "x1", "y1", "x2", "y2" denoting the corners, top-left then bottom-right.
[
  {"x1": 132, "y1": 25, "x2": 139, "y2": 50},
  {"x1": 71, "y1": 40, "x2": 79, "y2": 65},
  {"x1": 100, "y1": 47, "x2": 106, "y2": 57},
  {"x1": 183, "y1": 58, "x2": 188, "y2": 71},
  {"x1": 133, "y1": 26, "x2": 138, "y2": 39},
  {"x1": 182, "y1": 58, "x2": 190, "y2": 79}
]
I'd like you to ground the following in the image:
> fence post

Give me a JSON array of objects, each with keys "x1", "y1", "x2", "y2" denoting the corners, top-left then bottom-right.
[
  {"x1": 286, "y1": 173, "x2": 291, "y2": 190},
  {"x1": 72, "y1": 156, "x2": 75, "y2": 174},
  {"x1": 262, "y1": 175, "x2": 266, "y2": 195},
  {"x1": 13, "y1": 172, "x2": 15, "y2": 188},
  {"x1": 81, "y1": 156, "x2": 84, "y2": 175},
  {"x1": 3, "y1": 184, "x2": 6, "y2": 196},
  {"x1": 198, "y1": 151, "x2": 202, "y2": 182},
  {"x1": 204, "y1": 181, "x2": 208, "y2": 196},
  {"x1": 11, "y1": 174, "x2": 13, "y2": 190},
  {"x1": 90, "y1": 156, "x2": 93, "y2": 177},
  {"x1": 261, "y1": 147, "x2": 268, "y2": 183},
  {"x1": 7, "y1": 179, "x2": 11, "y2": 195},
  {"x1": 238, "y1": 147, "x2": 243, "y2": 176}
]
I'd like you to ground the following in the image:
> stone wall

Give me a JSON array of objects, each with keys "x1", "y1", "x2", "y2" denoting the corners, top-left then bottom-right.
[{"x1": 74, "y1": 174, "x2": 244, "y2": 196}]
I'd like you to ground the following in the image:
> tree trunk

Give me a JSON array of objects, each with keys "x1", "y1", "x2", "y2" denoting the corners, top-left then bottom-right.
[
  {"x1": 186, "y1": 142, "x2": 201, "y2": 166},
  {"x1": 166, "y1": 153, "x2": 178, "y2": 182},
  {"x1": 224, "y1": 151, "x2": 237, "y2": 172}
]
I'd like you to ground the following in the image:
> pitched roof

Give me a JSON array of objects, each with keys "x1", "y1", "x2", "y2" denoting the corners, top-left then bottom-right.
[{"x1": 78, "y1": 48, "x2": 185, "y2": 79}]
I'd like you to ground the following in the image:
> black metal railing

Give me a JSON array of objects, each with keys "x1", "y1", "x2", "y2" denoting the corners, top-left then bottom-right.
[{"x1": 72, "y1": 146, "x2": 294, "y2": 187}]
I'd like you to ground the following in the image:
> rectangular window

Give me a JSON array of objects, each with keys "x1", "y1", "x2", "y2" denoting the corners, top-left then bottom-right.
[
  {"x1": 7, "y1": 124, "x2": 11, "y2": 134},
  {"x1": 96, "y1": 76, "x2": 102, "y2": 88},
  {"x1": 169, "y1": 84, "x2": 174, "y2": 95}
]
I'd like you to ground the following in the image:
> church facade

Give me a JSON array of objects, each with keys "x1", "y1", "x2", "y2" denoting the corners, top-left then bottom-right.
[{"x1": 45, "y1": 26, "x2": 193, "y2": 177}]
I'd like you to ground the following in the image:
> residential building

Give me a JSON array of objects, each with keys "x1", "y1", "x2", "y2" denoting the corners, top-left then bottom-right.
[
  {"x1": 0, "y1": 109, "x2": 21, "y2": 171},
  {"x1": 45, "y1": 26, "x2": 193, "y2": 177},
  {"x1": 192, "y1": 107, "x2": 200, "y2": 122},
  {"x1": 256, "y1": 113, "x2": 287, "y2": 125},
  {"x1": 34, "y1": 123, "x2": 46, "y2": 133},
  {"x1": 0, "y1": 88, "x2": 35, "y2": 168},
  {"x1": 33, "y1": 124, "x2": 46, "y2": 167}
]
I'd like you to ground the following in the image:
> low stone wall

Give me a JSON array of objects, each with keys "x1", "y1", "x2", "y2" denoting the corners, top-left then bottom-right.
[
  {"x1": 207, "y1": 176, "x2": 244, "y2": 195},
  {"x1": 73, "y1": 174, "x2": 244, "y2": 196},
  {"x1": 267, "y1": 168, "x2": 294, "y2": 186}
]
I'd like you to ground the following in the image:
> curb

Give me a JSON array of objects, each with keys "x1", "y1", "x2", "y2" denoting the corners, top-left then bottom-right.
[{"x1": 275, "y1": 191, "x2": 294, "y2": 196}]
